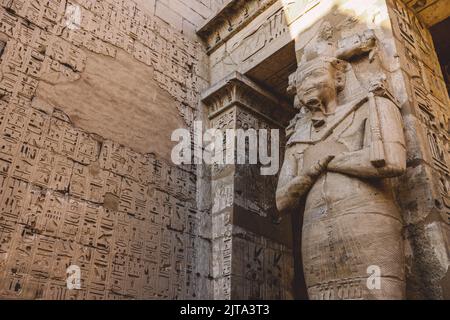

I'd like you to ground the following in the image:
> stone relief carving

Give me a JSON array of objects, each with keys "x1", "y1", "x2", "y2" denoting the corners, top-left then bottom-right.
[
  {"x1": 202, "y1": 72, "x2": 295, "y2": 299},
  {"x1": 389, "y1": 0, "x2": 449, "y2": 299},
  {"x1": 0, "y1": 0, "x2": 447, "y2": 302},
  {"x1": 276, "y1": 23, "x2": 408, "y2": 299},
  {"x1": 0, "y1": 0, "x2": 209, "y2": 300},
  {"x1": 198, "y1": 0, "x2": 278, "y2": 53}
]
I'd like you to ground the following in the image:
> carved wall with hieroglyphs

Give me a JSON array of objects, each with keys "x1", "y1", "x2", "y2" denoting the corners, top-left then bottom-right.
[
  {"x1": 0, "y1": 0, "x2": 213, "y2": 300},
  {"x1": 0, "y1": 0, "x2": 449, "y2": 301},
  {"x1": 200, "y1": 0, "x2": 450, "y2": 300},
  {"x1": 388, "y1": 0, "x2": 450, "y2": 299}
]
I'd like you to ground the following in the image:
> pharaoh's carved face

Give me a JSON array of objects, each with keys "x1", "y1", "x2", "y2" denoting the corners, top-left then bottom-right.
[
  {"x1": 295, "y1": 59, "x2": 346, "y2": 115},
  {"x1": 297, "y1": 65, "x2": 336, "y2": 113}
]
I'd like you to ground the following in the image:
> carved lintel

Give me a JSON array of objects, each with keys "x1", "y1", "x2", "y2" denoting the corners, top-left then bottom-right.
[
  {"x1": 201, "y1": 72, "x2": 295, "y2": 127},
  {"x1": 401, "y1": 0, "x2": 450, "y2": 27},
  {"x1": 197, "y1": 0, "x2": 278, "y2": 54}
]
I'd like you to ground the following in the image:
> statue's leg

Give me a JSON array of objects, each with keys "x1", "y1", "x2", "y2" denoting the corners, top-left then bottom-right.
[{"x1": 302, "y1": 177, "x2": 405, "y2": 300}]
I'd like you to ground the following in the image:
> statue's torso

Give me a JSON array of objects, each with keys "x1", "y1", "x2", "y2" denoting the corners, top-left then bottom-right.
[{"x1": 292, "y1": 98, "x2": 405, "y2": 300}]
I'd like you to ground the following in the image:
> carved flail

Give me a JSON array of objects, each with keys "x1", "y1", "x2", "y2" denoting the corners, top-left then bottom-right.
[
  {"x1": 368, "y1": 93, "x2": 387, "y2": 168},
  {"x1": 368, "y1": 76, "x2": 403, "y2": 168}
]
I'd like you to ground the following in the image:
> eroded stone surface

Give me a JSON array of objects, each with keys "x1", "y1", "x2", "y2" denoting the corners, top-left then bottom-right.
[
  {"x1": 0, "y1": 0, "x2": 448, "y2": 301},
  {"x1": 37, "y1": 49, "x2": 185, "y2": 160},
  {"x1": 276, "y1": 16, "x2": 408, "y2": 299},
  {"x1": 0, "y1": 0, "x2": 211, "y2": 300},
  {"x1": 201, "y1": 0, "x2": 449, "y2": 301}
]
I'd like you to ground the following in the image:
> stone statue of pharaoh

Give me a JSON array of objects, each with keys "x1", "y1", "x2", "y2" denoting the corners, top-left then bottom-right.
[{"x1": 276, "y1": 54, "x2": 407, "y2": 299}]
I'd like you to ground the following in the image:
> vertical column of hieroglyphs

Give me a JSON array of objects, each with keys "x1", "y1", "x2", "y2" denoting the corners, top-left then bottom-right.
[
  {"x1": 203, "y1": 76, "x2": 295, "y2": 300},
  {"x1": 0, "y1": 0, "x2": 211, "y2": 300},
  {"x1": 231, "y1": 100, "x2": 293, "y2": 300},
  {"x1": 209, "y1": 96, "x2": 235, "y2": 300},
  {"x1": 388, "y1": 0, "x2": 450, "y2": 299}
]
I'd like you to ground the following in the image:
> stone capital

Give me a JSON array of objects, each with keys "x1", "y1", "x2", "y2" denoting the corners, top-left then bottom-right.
[{"x1": 201, "y1": 71, "x2": 295, "y2": 127}]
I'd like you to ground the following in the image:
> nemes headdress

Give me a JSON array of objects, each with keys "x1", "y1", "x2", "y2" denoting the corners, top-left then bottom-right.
[
  {"x1": 297, "y1": 57, "x2": 348, "y2": 80},
  {"x1": 288, "y1": 22, "x2": 350, "y2": 95},
  {"x1": 289, "y1": 56, "x2": 349, "y2": 97}
]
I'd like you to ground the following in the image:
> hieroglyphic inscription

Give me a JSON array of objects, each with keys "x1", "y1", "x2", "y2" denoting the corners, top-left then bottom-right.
[
  {"x1": 0, "y1": 0, "x2": 207, "y2": 300},
  {"x1": 390, "y1": 0, "x2": 450, "y2": 224}
]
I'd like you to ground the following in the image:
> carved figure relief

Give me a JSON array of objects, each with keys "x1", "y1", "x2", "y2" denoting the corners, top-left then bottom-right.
[{"x1": 277, "y1": 23, "x2": 407, "y2": 300}]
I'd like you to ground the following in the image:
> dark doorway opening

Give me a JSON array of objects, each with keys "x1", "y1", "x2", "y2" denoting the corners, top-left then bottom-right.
[{"x1": 430, "y1": 17, "x2": 450, "y2": 98}]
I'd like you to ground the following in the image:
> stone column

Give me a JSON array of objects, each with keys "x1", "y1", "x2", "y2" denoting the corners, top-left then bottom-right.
[
  {"x1": 198, "y1": 0, "x2": 449, "y2": 300},
  {"x1": 201, "y1": 72, "x2": 296, "y2": 299}
]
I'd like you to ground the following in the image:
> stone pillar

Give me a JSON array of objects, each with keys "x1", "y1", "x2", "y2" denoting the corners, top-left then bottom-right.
[
  {"x1": 201, "y1": 72, "x2": 296, "y2": 299},
  {"x1": 386, "y1": 0, "x2": 450, "y2": 299}
]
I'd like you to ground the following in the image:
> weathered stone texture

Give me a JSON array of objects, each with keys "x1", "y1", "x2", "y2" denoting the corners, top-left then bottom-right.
[
  {"x1": 0, "y1": 0, "x2": 211, "y2": 300},
  {"x1": 0, "y1": 0, "x2": 448, "y2": 301},
  {"x1": 201, "y1": 71, "x2": 295, "y2": 299},
  {"x1": 387, "y1": 0, "x2": 450, "y2": 299},
  {"x1": 200, "y1": 0, "x2": 449, "y2": 300},
  {"x1": 402, "y1": 0, "x2": 450, "y2": 27}
]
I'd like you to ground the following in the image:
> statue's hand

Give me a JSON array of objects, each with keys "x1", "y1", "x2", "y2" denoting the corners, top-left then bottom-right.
[
  {"x1": 287, "y1": 175, "x2": 310, "y2": 196},
  {"x1": 286, "y1": 155, "x2": 334, "y2": 197},
  {"x1": 304, "y1": 155, "x2": 335, "y2": 178}
]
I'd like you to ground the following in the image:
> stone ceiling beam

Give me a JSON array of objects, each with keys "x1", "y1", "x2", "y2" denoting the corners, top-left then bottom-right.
[{"x1": 402, "y1": 0, "x2": 450, "y2": 27}]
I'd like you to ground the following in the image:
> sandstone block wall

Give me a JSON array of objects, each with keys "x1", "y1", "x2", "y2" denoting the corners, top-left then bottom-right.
[
  {"x1": 0, "y1": 0, "x2": 212, "y2": 300},
  {"x1": 134, "y1": 0, "x2": 213, "y2": 38},
  {"x1": 0, "y1": 0, "x2": 448, "y2": 301},
  {"x1": 388, "y1": 0, "x2": 450, "y2": 299}
]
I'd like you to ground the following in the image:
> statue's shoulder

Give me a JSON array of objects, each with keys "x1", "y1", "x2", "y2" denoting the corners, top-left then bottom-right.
[
  {"x1": 286, "y1": 113, "x2": 312, "y2": 146},
  {"x1": 368, "y1": 78, "x2": 401, "y2": 110},
  {"x1": 287, "y1": 96, "x2": 369, "y2": 146}
]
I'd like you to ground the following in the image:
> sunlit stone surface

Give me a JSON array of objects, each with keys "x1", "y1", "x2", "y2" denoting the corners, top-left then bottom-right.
[{"x1": 0, "y1": 0, "x2": 448, "y2": 300}]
